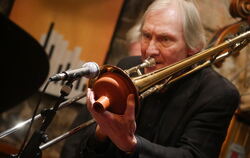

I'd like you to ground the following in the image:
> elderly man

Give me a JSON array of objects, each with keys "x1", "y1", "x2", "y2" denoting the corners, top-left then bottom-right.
[{"x1": 77, "y1": 0, "x2": 240, "y2": 158}]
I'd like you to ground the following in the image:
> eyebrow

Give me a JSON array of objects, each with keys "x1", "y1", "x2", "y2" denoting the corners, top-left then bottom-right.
[
  {"x1": 141, "y1": 29, "x2": 149, "y2": 34},
  {"x1": 157, "y1": 32, "x2": 176, "y2": 41},
  {"x1": 141, "y1": 27, "x2": 177, "y2": 41}
]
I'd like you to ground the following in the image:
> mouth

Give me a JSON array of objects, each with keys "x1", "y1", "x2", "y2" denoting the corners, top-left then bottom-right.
[
  {"x1": 150, "y1": 60, "x2": 162, "y2": 69},
  {"x1": 146, "y1": 62, "x2": 163, "y2": 71},
  {"x1": 142, "y1": 57, "x2": 163, "y2": 70},
  {"x1": 145, "y1": 66, "x2": 157, "y2": 73},
  {"x1": 154, "y1": 61, "x2": 163, "y2": 67},
  {"x1": 144, "y1": 57, "x2": 161, "y2": 64}
]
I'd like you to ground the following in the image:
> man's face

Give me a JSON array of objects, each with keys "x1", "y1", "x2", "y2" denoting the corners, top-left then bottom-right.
[{"x1": 141, "y1": 5, "x2": 189, "y2": 73}]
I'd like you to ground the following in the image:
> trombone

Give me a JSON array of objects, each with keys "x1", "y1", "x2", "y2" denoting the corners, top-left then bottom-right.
[
  {"x1": 89, "y1": 30, "x2": 250, "y2": 115},
  {"x1": 41, "y1": 29, "x2": 250, "y2": 150},
  {"x1": 1, "y1": 30, "x2": 249, "y2": 150}
]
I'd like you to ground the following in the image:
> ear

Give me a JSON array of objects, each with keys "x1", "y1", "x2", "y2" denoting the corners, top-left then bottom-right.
[{"x1": 186, "y1": 46, "x2": 202, "y2": 57}]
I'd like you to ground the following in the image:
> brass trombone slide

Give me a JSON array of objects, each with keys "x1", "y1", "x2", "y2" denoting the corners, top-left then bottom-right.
[
  {"x1": 39, "y1": 119, "x2": 95, "y2": 150},
  {"x1": 0, "y1": 92, "x2": 86, "y2": 139}
]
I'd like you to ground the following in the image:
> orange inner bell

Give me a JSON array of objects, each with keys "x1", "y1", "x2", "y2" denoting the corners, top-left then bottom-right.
[{"x1": 93, "y1": 72, "x2": 134, "y2": 115}]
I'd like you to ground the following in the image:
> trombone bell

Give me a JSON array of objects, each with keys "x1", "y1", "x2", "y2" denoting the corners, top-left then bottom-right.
[{"x1": 89, "y1": 65, "x2": 139, "y2": 114}]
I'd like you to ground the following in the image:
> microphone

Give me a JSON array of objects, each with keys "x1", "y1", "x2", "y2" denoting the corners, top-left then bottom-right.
[{"x1": 49, "y1": 62, "x2": 100, "y2": 81}]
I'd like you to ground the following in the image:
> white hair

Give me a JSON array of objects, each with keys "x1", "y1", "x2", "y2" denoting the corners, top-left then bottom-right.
[{"x1": 126, "y1": 19, "x2": 142, "y2": 44}]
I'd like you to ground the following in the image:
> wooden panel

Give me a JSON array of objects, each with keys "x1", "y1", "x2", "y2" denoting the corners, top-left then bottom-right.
[
  {"x1": 9, "y1": 0, "x2": 123, "y2": 65},
  {"x1": 9, "y1": 0, "x2": 124, "y2": 98}
]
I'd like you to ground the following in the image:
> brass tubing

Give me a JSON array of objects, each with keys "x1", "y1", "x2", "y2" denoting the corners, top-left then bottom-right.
[
  {"x1": 0, "y1": 92, "x2": 86, "y2": 138},
  {"x1": 39, "y1": 119, "x2": 96, "y2": 150},
  {"x1": 133, "y1": 31, "x2": 250, "y2": 93}
]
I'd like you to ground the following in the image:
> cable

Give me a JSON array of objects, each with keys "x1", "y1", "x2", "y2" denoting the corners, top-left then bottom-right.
[{"x1": 16, "y1": 81, "x2": 50, "y2": 157}]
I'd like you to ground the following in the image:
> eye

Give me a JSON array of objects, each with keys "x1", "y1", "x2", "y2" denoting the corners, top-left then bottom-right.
[
  {"x1": 142, "y1": 32, "x2": 151, "y2": 40},
  {"x1": 159, "y1": 36, "x2": 169, "y2": 42},
  {"x1": 157, "y1": 35, "x2": 172, "y2": 47}
]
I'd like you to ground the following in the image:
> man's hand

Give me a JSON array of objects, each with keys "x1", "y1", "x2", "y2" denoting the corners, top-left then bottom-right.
[{"x1": 87, "y1": 88, "x2": 137, "y2": 152}]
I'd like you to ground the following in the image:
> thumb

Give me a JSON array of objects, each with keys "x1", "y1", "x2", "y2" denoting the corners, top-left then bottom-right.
[
  {"x1": 87, "y1": 88, "x2": 95, "y2": 112},
  {"x1": 124, "y1": 94, "x2": 135, "y2": 119},
  {"x1": 95, "y1": 125, "x2": 108, "y2": 141}
]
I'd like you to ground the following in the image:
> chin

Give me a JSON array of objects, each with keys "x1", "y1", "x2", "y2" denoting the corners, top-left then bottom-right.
[
  {"x1": 145, "y1": 64, "x2": 162, "y2": 73},
  {"x1": 145, "y1": 67, "x2": 155, "y2": 73}
]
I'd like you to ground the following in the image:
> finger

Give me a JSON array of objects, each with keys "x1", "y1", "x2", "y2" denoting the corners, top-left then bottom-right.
[
  {"x1": 87, "y1": 88, "x2": 95, "y2": 111},
  {"x1": 86, "y1": 88, "x2": 91, "y2": 110},
  {"x1": 95, "y1": 125, "x2": 108, "y2": 141},
  {"x1": 124, "y1": 94, "x2": 135, "y2": 120},
  {"x1": 99, "y1": 109, "x2": 115, "y2": 121},
  {"x1": 129, "y1": 121, "x2": 137, "y2": 135}
]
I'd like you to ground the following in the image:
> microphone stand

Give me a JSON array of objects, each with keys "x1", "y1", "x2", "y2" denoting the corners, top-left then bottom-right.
[
  {"x1": 11, "y1": 79, "x2": 74, "y2": 158},
  {"x1": 0, "y1": 92, "x2": 86, "y2": 139}
]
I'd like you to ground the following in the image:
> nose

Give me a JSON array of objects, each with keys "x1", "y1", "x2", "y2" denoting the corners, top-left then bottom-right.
[{"x1": 146, "y1": 40, "x2": 159, "y2": 57}]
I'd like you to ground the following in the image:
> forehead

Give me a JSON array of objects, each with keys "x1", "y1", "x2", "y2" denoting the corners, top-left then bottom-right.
[{"x1": 142, "y1": 5, "x2": 183, "y2": 35}]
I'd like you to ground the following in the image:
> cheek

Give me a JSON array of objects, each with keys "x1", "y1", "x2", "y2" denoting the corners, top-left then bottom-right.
[
  {"x1": 140, "y1": 42, "x2": 147, "y2": 58},
  {"x1": 160, "y1": 48, "x2": 176, "y2": 60},
  {"x1": 160, "y1": 47, "x2": 187, "y2": 64}
]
